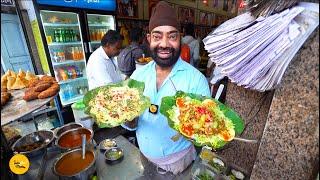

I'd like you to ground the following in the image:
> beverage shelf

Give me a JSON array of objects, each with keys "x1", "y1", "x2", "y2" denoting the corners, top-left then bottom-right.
[
  {"x1": 43, "y1": 23, "x2": 79, "y2": 27},
  {"x1": 88, "y1": 24, "x2": 109, "y2": 27},
  {"x1": 48, "y1": 42, "x2": 82, "y2": 46},
  {"x1": 58, "y1": 77, "x2": 87, "y2": 85},
  {"x1": 91, "y1": 41, "x2": 101, "y2": 44},
  {"x1": 61, "y1": 94, "x2": 84, "y2": 106},
  {"x1": 52, "y1": 60, "x2": 85, "y2": 66}
]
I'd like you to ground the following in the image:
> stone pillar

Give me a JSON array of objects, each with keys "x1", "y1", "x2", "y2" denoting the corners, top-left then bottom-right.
[
  {"x1": 250, "y1": 28, "x2": 319, "y2": 180},
  {"x1": 215, "y1": 81, "x2": 274, "y2": 175},
  {"x1": 215, "y1": 27, "x2": 319, "y2": 179}
]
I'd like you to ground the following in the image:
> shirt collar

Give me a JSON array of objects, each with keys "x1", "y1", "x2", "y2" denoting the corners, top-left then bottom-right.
[
  {"x1": 99, "y1": 46, "x2": 111, "y2": 60},
  {"x1": 172, "y1": 58, "x2": 188, "y2": 72}
]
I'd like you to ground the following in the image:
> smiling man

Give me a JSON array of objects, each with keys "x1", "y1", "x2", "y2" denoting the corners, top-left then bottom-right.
[{"x1": 123, "y1": 1, "x2": 210, "y2": 175}]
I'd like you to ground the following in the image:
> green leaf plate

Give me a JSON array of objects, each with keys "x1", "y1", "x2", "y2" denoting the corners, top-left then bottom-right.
[
  {"x1": 160, "y1": 91, "x2": 244, "y2": 149},
  {"x1": 83, "y1": 79, "x2": 150, "y2": 128}
]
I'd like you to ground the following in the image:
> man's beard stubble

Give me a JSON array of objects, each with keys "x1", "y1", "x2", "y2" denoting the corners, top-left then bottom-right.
[{"x1": 150, "y1": 46, "x2": 181, "y2": 68}]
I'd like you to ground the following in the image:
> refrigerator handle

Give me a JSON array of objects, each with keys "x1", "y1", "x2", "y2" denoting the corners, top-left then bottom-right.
[
  {"x1": 88, "y1": 42, "x2": 93, "y2": 53},
  {"x1": 83, "y1": 42, "x2": 88, "y2": 53}
]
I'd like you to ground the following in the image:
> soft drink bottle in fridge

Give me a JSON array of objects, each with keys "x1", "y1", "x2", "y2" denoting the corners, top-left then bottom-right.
[
  {"x1": 67, "y1": 66, "x2": 73, "y2": 79},
  {"x1": 58, "y1": 50, "x2": 65, "y2": 62},
  {"x1": 54, "y1": 29, "x2": 60, "y2": 42},
  {"x1": 78, "y1": 47, "x2": 83, "y2": 60},
  {"x1": 66, "y1": 84, "x2": 75, "y2": 99},
  {"x1": 100, "y1": 29, "x2": 104, "y2": 40},
  {"x1": 73, "y1": 47, "x2": 78, "y2": 60},
  {"x1": 71, "y1": 66, "x2": 77, "y2": 79},
  {"x1": 94, "y1": 29, "x2": 99, "y2": 41},
  {"x1": 76, "y1": 47, "x2": 82, "y2": 60},
  {"x1": 64, "y1": 84, "x2": 71, "y2": 100},
  {"x1": 65, "y1": 29, "x2": 70, "y2": 42},
  {"x1": 60, "y1": 68, "x2": 68, "y2": 81},
  {"x1": 71, "y1": 47, "x2": 76, "y2": 60},
  {"x1": 90, "y1": 30, "x2": 95, "y2": 41}
]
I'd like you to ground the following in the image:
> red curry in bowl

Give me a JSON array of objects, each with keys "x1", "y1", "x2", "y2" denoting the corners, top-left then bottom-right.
[
  {"x1": 56, "y1": 127, "x2": 92, "y2": 149},
  {"x1": 54, "y1": 149, "x2": 95, "y2": 176}
]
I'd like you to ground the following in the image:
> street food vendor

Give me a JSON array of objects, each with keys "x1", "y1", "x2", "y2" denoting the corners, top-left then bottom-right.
[
  {"x1": 123, "y1": 1, "x2": 210, "y2": 175},
  {"x1": 86, "y1": 30, "x2": 123, "y2": 90}
]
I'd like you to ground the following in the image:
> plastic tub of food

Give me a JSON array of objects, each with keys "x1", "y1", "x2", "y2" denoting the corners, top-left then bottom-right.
[{"x1": 191, "y1": 158, "x2": 220, "y2": 180}]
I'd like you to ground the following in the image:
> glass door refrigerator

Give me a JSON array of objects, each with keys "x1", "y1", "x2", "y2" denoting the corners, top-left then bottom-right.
[
  {"x1": 39, "y1": 10, "x2": 87, "y2": 106},
  {"x1": 33, "y1": 0, "x2": 116, "y2": 107},
  {"x1": 86, "y1": 14, "x2": 116, "y2": 54}
]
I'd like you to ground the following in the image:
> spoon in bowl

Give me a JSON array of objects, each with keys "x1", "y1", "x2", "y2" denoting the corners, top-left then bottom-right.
[{"x1": 82, "y1": 134, "x2": 86, "y2": 159}]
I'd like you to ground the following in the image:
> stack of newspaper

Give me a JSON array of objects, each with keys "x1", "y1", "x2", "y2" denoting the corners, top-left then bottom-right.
[
  {"x1": 204, "y1": 3, "x2": 319, "y2": 92},
  {"x1": 245, "y1": 0, "x2": 298, "y2": 18}
]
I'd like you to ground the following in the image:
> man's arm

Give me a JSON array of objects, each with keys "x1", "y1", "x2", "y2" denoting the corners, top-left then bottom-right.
[{"x1": 193, "y1": 40, "x2": 200, "y2": 62}]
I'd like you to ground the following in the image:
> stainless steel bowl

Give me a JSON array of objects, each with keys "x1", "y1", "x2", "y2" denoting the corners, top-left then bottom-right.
[
  {"x1": 53, "y1": 122, "x2": 83, "y2": 139},
  {"x1": 11, "y1": 130, "x2": 54, "y2": 157},
  {"x1": 55, "y1": 127, "x2": 93, "y2": 151},
  {"x1": 104, "y1": 147, "x2": 124, "y2": 164},
  {"x1": 99, "y1": 139, "x2": 117, "y2": 151},
  {"x1": 53, "y1": 148, "x2": 96, "y2": 180}
]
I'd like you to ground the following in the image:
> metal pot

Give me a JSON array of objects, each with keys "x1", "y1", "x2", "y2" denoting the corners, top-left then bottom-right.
[
  {"x1": 53, "y1": 122, "x2": 83, "y2": 139},
  {"x1": 53, "y1": 148, "x2": 96, "y2": 180},
  {"x1": 55, "y1": 127, "x2": 93, "y2": 151},
  {"x1": 11, "y1": 130, "x2": 54, "y2": 157}
]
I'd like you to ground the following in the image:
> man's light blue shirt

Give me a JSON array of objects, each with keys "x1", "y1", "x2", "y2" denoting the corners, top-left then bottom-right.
[{"x1": 129, "y1": 58, "x2": 210, "y2": 158}]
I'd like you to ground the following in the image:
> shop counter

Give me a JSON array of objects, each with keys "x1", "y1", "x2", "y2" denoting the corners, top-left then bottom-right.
[
  {"x1": 97, "y1": 135, "x2": 192, "y2": 180},
  {"x1": 17, "y1": 135, "x2": 192, "y2": 180}
]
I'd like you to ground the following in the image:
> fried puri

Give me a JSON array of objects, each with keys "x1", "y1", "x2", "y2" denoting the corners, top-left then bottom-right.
[
  {"x1": 1, "y1": 92, "x2": 11, "y2": 106},
  {"x1": 34, "y1": 82, "x2": 52, "y2": 92},
  {"x1": 23, "y1": 88, "x2": 40, "y2": 101},
  {"x1": 40, "y1": 75, "x2": 55, "y2": 82},
  {"x1": 37, "y1": 83, "x2": 59, "y2": 99},
  {"x1": 28, "y1": 78, "x2": 40, "y2": 88}
]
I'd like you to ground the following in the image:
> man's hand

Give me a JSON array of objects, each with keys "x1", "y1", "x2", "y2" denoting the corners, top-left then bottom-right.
[{"x1": 124, "y1": 117, "x2": 138, "y2": 129}]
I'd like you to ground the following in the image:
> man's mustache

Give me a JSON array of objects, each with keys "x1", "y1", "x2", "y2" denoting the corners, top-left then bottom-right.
[{"x1": 155, "y1": 47, "x2": 175, "y2": 53}]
